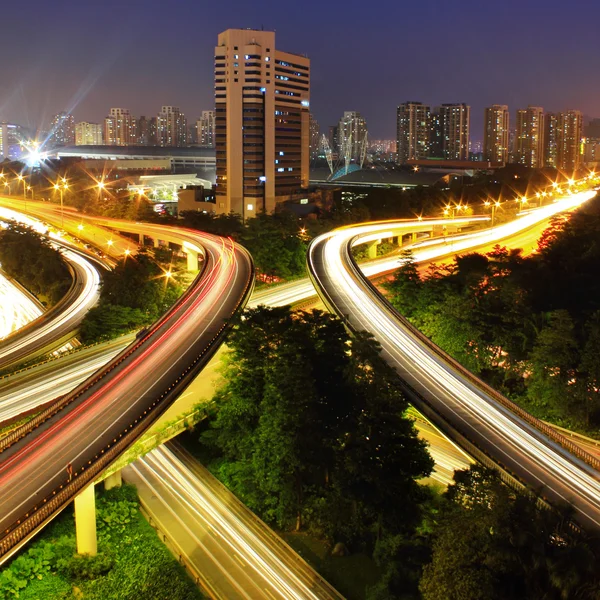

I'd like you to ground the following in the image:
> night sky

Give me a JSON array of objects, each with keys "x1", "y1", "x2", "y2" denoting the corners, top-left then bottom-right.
[{"x1": 2, "y1": 0, "x2": 598, "y2": 141}]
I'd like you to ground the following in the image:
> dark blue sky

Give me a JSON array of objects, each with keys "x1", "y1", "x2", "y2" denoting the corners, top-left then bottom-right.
[{"x1": 2, "y1": 0, "x2": 598, "y2": 141}]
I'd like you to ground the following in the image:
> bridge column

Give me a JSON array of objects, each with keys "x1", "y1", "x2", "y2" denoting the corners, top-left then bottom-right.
[
  {"x1": 367, "y1": 240, "x2": 379, "y2": 259},
  {"x1": 104, "y1": 470, "x2": 122, "y2": 490},
  {"x1": 153, "y1": 238, "x2": 160, "y2": 249},
  {"x1": 186, "y1": 250, "x2": 199, "y2": 271},
  {"x1": 411, "y1": 232, "x2": 418, "y2": 243},
  {"x1": 74, "y1": 483, "x2": 97, "y2": 556}
]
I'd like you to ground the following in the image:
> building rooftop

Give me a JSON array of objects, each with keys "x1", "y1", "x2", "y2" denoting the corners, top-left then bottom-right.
[
  {"x1": 310, "y1": 166, "x2": 447, "y2": 188},
  {"x1": 55, "y1": 145, "x2": 215, "y2": 159}
]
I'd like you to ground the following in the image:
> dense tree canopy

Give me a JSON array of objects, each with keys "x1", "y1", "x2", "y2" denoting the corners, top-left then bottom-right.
[
  {"x1": 420, "y1": 466, "x2": 600, "y2": 600},
  {"x1": 0, "y1": 223, "x2": 71, "y2": 306},
  {"x1": 80, "y1": 251, "x2": 182, "y2": 343},
  {"x1": 197, "y1": 306, "x2": 434, "y2": 543}
]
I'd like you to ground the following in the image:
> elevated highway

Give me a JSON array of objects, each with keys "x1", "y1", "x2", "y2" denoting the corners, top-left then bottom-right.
[
  {"x1": 308, "y1": 190, "x2": 600, "y2": 532},
  {"x1": 0, "y1": 229, "x2": 254, "y2": 563}
]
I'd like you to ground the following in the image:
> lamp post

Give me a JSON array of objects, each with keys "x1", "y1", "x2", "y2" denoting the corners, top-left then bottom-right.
[
  {"x1": 54, "y1": 180, "x2": 69, "y2": 228},
  {"x1": 484, "y1": 200, "x2": 501, "y2": 226},
  {"x1": 17, "y1": 174, "x2": 27, "y2": 210}
]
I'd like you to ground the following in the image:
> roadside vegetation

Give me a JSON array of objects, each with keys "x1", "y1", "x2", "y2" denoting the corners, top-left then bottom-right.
[
  {"x1": 182, "y1": 305, "x2": 600, "y2": 599},
  {"x1": 0, "y1": 484, "x2": 204, "y2": 600},
  {"x1": 384, "y1": 192, "x2": 600, "y2": 435},
  {"x1": 80, "y1": 250, "x2": 183, "y2": 343},
  {"x1": 0, "y1": 223, "x2": 71, "y2": 306}
]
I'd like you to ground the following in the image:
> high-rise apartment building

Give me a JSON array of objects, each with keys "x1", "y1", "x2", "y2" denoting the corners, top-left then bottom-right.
[
  {"x1": 543, "y1": 113, "x2": 559, "y2": 168},
  {"x1": 137, "y1": 116, "x2": 157, "y2": 146},
  {"x1": 0, "y1": 122, "x2": 27, "y2": 160},
  {"x1": 309, "y1": 113, "x2": 320, "y2": 160},
  {"x1": 483, "y1": 105, "x2": 510, "y2": 163},
  {"x1": 514, "y1": 106, "x2": 544, "y2": 167},
  {"x1": 157, "y1": 106, "x2": 187, "y2": 147},
  {"x1": 557, "y1": 110, "x2": 583, "y2": 172},
  {"x1": 429, "y1": 109, "x2": 443, "y2": 158},
  {"x1": 197, "y1": 110, "x2": 216, "y2": 147},
  {"x1": 48, "y1": 112, "x2": 75, "y2": 147},
  {"x1": 396, "y1": 102, "x2": 430, "y2": 163},
  {"x1": 104, "y1": 108, "x2": 136, "y2": 146},
  {"x1": 439, "y1": 103, "x2": 470, "y2": 160},
  {"x1": 75, "y1": 122, "x2": 103, "y2": 146},
  {"x1": 585, "y1": 118, "x2": 600, "y2": 140},
  {"x1": 337, "y1": 111, "x2": 367, "y2": 163},
  {"x1": 215, "y1": 29, "x2": 310, "y2": 216}
]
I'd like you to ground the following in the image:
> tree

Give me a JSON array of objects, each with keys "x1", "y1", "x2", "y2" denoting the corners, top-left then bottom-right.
[
  {"x1": 383, "y1": 250, "x2": 423, "y2": 319},
  {"x1": 198, "y1": 306, "x2": 433, "y2": 540},
  {"x1": 420, "y1": 466, "x2": 600, "y2": 600}
]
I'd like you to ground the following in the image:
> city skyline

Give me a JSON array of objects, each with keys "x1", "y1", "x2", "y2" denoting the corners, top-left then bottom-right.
[{"x1": 1, "y1": 0, "x2": 599, "y2": 141}]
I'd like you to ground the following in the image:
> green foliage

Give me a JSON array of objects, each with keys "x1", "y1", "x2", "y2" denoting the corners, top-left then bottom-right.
[
  {"x1": 56, "y1": 552, "x2": 114, "y2": 581},
  {"x1": 419, "y1": 466, "x2": 600, "y2": 600},
  {"x1": 79, "y1": 250, "x2": 183, "y2": 343},
  {"x1": 96, "y1": 496, "x2": 138, "y2": 538},
  {"x1": 79, "y1": 304, "x2": 149, "y2": 343},
  {"x1": 180, "y1": 211, "x2": 244, "y2": 238},
  {"x1": 0, "y1": 484, "x2": 203, "y2": 600},
  {"x1": 196, "y1": 306, "x2": 433, "y2": 546},
  {"x1": 240, "y1": 213, "x2": 308, "y2": 281},
  {"x1": 383, "y1": 193, "x2": 600, "y2": 432},
  {"x1": 0, "y1": 223, "x2": 71, "y2": 306}
]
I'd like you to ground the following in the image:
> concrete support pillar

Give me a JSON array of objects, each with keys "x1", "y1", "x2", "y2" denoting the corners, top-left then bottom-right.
[
  {"x1": 411, "y1": 232, "x2": 418, "y2": 243},
  {"x1": 186, "y1": 250, "x2": 198, "y2": 271},
  {"x1": 139, "y1": 233, "x2": 145, "y2": 245},
  {"x1": 367, "y1": 241, "x2": 379, "y2": 259},
  {"x1": 153, "y1": 237, "x2": 160, "y2": 248},
  {"x1": 104, "y1": 470, "x2": 122, "y2": 490},
  {"x1": 74, "y1": 483, "x2": 97, "y2": 556}
]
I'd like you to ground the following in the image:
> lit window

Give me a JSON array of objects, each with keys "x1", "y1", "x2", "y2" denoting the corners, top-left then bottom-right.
[
  {"x1": 275, "y1": 160, "x2": 279, "y2": 164},
  {"x1": 234, "y1": 54, "x2": 238, "y2": 59},
  {"x1": 288, "y1": 167, "x2": 293, "y2": 171},
  {"x1": 279, "y1": 151, "x2": 284, "y2": 156},
  {"x1": 265, "y1": 56, "x2": 270, "y2": 62},
  {"x1": 278, "y1": 167, "x2": 284, "y2": 172},
  {"x1": 247, "y1": 203, "x2": 254, "y2": 211}
]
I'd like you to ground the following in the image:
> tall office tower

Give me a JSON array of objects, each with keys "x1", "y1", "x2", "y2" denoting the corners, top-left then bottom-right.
[
  {"x1": 396, "y1": 102, "x2": 431, "y2": 163},
  {"x1": 440, "y1": 103, "x2": 470, "y2": 160},
  {"x1": 514, "y1": 106, "x2": 545, "y2": 167},
  {"x1": 309, "y1": 113, "x2": 320, "y2": 160},
  {"x1": 544, "y1": 113, "x2": 559, "y2": 167},
  {"x1": 429, "y1": 109, "x2": 443, "y2": 158},
  {"x1": 483, "y1": 104, "x2": 510, "y2": 163},
  {"x1": 557, "y1": 110, "x2": 583, "y2": 172},
  {"x1": 337, "y1": 111, "x2": 368, "y2": 163},
  {"x1": 104, "y1": 108, "x2": 137, "y2": 146},
  {"x1": 48, "y1": 112, "x2": 75, "y2": 147},
  {"x1": 215, "y1": 29, "x2": 310, "y2": 216},
  {"x1": 75, "y1": 122, "x2": 103, "y2": 145},
  {"x1": 157, "y1": 106, "x2": 187, "y2": 147}
]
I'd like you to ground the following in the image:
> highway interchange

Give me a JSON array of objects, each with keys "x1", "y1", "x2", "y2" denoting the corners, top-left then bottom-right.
[{"x1": 0, "y1": 189, "x2": 599, "y2": 596}]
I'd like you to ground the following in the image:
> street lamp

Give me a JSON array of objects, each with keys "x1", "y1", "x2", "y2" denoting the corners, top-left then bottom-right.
[
  {"x1": 484, "y1": 200, "x2": 500, "y2": 226},
  {"x1": 54, "y1": 180, "x2": 68, "y2": 228}
]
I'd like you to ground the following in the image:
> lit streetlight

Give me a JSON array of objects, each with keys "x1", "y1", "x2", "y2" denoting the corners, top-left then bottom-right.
[{"x1": 54, "y1": 180, "x2": 69, "y2": 227}]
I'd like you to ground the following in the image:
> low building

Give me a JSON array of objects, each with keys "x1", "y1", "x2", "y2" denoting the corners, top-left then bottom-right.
[{"x1": 54, "y1": 146, "x2": 216, "y2": 182}]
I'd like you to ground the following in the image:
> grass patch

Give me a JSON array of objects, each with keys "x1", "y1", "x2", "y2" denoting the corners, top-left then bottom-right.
[
  {"x1": 281, "y1": 532, "x2": 381, "y2": 600},
  {"x1": 1, "y1": 485, "x2": 206, "y2": 600}
]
